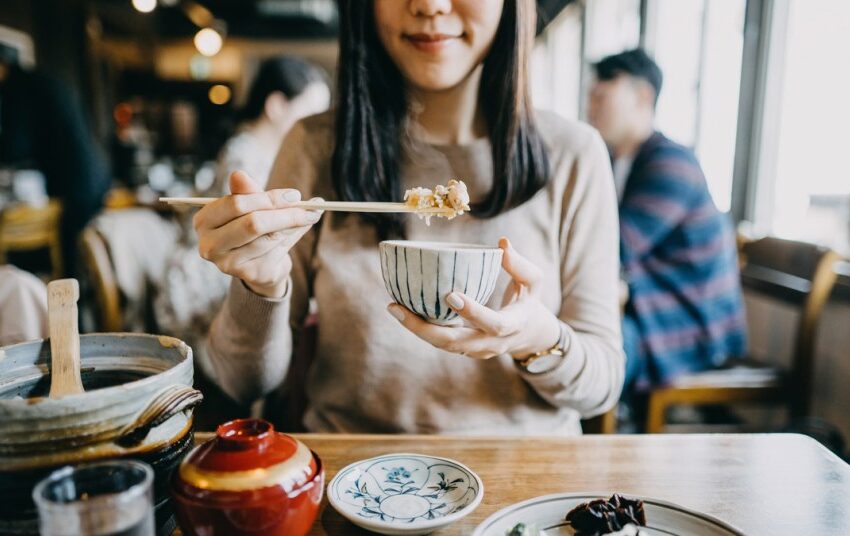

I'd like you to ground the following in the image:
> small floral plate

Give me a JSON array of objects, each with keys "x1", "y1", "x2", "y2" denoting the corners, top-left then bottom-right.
[{"x1": 327, "y1": 453, "x2": 484, "y2": 535}]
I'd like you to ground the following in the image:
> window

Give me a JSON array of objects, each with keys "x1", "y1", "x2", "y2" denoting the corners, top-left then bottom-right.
[
  {"x1": 531, "y1": 0, "x2": 746, "y2": 211},
  {"x1": 582, "y1": 0, "x2": 641, "y2": 60},
  {"x1": 533, "y1": 0, "x2": 850, "y2": 250},
  {"x1": 531, "y1": 4, "x2": 583, "y2": 120},
  {"x1": 649, "y1": 0, "x2": 746, "y2": 211},
  {"x1": 766, "y1": 0, "x2": 850, "y2": 254},
  {"x1": 532, "y1": 0, "x2": 640, "y2": 121},
  {"x1": 693, "y1": 1, "x2": 746, "y2": 212},
  {"x1": 650, "y1": 0, "x2": 705, "y2": 148}
]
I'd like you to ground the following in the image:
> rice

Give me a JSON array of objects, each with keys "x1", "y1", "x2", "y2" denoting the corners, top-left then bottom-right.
[{"x1": 404, "y1": 179, "x2": 471, "y2": 225}]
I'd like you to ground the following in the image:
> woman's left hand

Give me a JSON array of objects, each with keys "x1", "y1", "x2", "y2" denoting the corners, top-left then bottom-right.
[{"x1": 388, "y1": 237, "x2": 562, "y2": 360}]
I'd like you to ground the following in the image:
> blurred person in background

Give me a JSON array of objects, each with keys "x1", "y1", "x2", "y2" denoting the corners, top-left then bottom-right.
[
  {"x1": 154, "y1": 56, "x2": 330, "y2": 372},
  {"x1": 588, "y1": 49, "x2": 746, "y2": 403},
  {"x1": 0, "y1": 43, "x2": 109, "y2": 277},
  {"x1": 0, "y1": 265, "x2": 47, "y2": 346},
  {"x1": 211, "y1": 56, "x2": 331, "y2": 194}
]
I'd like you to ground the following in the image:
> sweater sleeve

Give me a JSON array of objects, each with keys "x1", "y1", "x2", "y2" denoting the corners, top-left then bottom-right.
[
  {"x1": 201, "y1": 121, "x2": 320, "y2": 405},
  {"x1": 519, "y1": 130, "x2": 625, "y2": 418}
]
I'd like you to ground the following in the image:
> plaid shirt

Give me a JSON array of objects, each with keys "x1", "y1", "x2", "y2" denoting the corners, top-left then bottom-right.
[{"x1": 620, "y1": 132, "x2": 746, "y2": 384}]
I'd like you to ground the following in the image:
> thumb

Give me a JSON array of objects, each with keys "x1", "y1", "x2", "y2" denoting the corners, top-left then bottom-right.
[
  {"x1": 499, "y1": 237, "x2": 542, "y2": 292},
  {"x1": 229, "y1": 170, "x2": 262, "y2": 195}
]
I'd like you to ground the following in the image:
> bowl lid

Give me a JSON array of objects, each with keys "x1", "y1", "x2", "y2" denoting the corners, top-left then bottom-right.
[{"x1": 177, "y1": 418, "x2": 316, "y2": 493}]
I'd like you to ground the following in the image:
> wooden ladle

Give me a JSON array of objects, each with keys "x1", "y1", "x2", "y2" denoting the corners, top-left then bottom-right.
[{"x1": 47, "y1": 279, "x2": 84, "y2": 397}]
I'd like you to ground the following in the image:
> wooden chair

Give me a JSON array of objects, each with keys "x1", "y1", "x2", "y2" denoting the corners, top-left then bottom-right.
[
  {"x1": 0, "y1": 200, "x2": 63, "y2": 279},
  {"x1": 646, "y1": 237, "x2": 841, "y2": 433},
  {"x1": 79, "y1": 226, "x2": 123, "y2": 332},
  {"x1": 736, "y1": 231, "x2": 751, "y2": 269}
]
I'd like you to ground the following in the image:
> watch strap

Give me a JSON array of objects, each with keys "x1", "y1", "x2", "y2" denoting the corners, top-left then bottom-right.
[{"x1": 515, "y1": 321, "x2": 569, "y2": 373}]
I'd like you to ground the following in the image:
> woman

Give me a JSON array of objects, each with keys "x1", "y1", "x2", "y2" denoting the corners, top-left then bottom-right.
[{"x1": 195, "y1": 0, "x2": 624, "y2": 435}]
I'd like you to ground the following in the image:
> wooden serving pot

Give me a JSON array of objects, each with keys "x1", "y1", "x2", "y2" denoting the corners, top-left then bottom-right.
[{"x1": 0, "y1": 333, "x2": 203, "y2": 536}]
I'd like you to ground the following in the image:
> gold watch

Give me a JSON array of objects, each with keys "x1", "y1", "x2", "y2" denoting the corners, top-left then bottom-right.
[{"x1": 515, "y1": 322, "x2": 569, "y2": 374}]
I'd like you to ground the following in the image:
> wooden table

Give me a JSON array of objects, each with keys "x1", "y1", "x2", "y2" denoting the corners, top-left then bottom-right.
[{"x1": 183, "y1": 433, "x2": 850, "y2": 535}]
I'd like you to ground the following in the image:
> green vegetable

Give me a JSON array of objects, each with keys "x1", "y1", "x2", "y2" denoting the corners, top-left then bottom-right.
[{"x1": 506, "y1": 522, "x2": 541, "y2": 536}]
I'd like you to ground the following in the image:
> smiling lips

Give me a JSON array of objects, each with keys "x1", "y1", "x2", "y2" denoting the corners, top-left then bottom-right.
[{"x1": 404, "y1": 32, "x2": 462, "y2": 53}]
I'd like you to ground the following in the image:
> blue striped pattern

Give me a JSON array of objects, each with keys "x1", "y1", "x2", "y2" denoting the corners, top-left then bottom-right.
[
  {"x1": 620, "y1": 132, "x2": 747, "y2": 385},
  {"x1": 379, "y1": 242, "x2": 502, "y2": 325}
]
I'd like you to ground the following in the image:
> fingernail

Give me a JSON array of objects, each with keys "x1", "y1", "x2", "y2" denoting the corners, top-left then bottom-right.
[
  {"x1": 305, "y1": 211, "x2": 321, "y2": 223},
  {"x1": 283, "y1": 190, "x2": 300, "y2": 203},
  {"x1": 447, "y1": 292, "x2": 464, "y2": 310},
  {"x1": 388, "y1": 305, "x2": 405, "y2": 322}
]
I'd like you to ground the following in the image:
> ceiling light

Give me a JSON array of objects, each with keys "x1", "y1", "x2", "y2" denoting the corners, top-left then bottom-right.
[
  {"x1": 194, "y1": 27, "x2": 223, "y2": 57},
  {"x1": 131, "y1": 0, "x2": 156, "y2": 13}
]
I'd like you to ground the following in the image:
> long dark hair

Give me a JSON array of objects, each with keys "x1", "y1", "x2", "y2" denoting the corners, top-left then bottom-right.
[
  {"x1": 239, "y1": 56, "x2": 327, "y2": 122},
  {"x1": 332, "y1": 0, "x2": 550, "y2": 238}
]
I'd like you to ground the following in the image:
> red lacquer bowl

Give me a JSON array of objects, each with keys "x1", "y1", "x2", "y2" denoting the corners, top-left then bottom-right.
[{"x1": 171, "y1": 418, "x2": 324, "y2": 535}]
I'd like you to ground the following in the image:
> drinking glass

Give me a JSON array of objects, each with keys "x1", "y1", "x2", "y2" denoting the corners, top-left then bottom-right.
[{"x1": 32, "y1": 460, "x2": 155, "y2": 536}]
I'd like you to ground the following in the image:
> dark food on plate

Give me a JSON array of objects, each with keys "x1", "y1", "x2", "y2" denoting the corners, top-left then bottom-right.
[{"x1": 565, "y1": 494, "x2": 647, "y2": 535}]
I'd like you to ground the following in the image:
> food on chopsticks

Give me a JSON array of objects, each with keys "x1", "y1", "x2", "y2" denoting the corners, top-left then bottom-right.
[
  {"x1": 565, "y1": 494, "x2": 647, "y2": 535},
  {"x1": 404, "y1": 179, "x2": 470, "y2": 224},
  {"x1": 160, "y1": 180, "x2": 472, "y2": 222}
]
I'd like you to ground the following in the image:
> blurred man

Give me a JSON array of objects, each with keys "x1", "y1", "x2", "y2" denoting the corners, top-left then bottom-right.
[
  {"x1": 0, "y1": 43, "x2": 109, "y2": 276},
  {"x1": 588, "y1": 49, "x2": 746, "y2": 396}
]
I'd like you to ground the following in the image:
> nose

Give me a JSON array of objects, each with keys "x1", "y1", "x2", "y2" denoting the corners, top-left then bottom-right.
[{"x1": 408, "y1": 0, "x2": 452, "y2": 16}]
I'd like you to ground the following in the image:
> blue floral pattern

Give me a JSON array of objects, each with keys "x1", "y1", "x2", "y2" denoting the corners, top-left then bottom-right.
[{"x1": 330, "y1": 454, "x2": 480, "y2": 526}]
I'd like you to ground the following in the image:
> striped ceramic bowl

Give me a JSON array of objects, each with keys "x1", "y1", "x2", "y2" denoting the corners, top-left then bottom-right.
[{"x1": 379, "y1": 240, "x2": 503, "y2": 325}]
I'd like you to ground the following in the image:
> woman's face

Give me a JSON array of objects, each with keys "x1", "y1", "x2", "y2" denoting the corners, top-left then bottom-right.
[{"x1": 374, "y1": 0, "x2": 505, "y2": 92}]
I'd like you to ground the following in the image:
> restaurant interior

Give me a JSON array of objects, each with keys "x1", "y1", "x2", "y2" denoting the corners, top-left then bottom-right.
[{"x1": 0, "y1": 1, "x2": 849, "y2": 535}]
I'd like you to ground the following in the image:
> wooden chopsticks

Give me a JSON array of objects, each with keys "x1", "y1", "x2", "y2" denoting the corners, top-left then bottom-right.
[{"x1": 158, "y1": 197, "x2": 456, "y2": 215}]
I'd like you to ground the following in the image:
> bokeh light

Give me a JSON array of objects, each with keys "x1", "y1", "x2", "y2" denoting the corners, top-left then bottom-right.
[
  {"x1": 194, "y1": 28, "x2": 223, "y2": 57},
  {"x1": 208, "y1": 84, "x2": 231, "y2": 105},
  {"x1": 131, "y1": 0, "x2": 156, "y2": 13}
]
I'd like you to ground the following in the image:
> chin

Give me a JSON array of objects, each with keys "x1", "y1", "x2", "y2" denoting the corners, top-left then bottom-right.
[
  {"x1": 403, "y1": 68, "x2": 476, "y2": 93},
  {"x1": 409, "y1": 79, "x2": 462, "y2": 93}
]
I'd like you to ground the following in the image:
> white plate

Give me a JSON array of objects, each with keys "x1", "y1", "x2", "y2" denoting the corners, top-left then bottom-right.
[
  {"x1": 327, "y1": 453, "x2": 483, "y2": 535},
  {"x1": 472, "y1": 493, "x2": 744, "y2": 536}
]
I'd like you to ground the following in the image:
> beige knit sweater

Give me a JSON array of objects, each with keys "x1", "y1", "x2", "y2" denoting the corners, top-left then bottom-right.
[{"x1": 201, "y1": 111, "x2": 624, "y2": 436}]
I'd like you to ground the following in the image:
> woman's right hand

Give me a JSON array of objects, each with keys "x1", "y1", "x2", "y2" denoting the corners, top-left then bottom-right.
[{"x1": 193, "y1": 170, "x2": 322, "y2": 299}]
